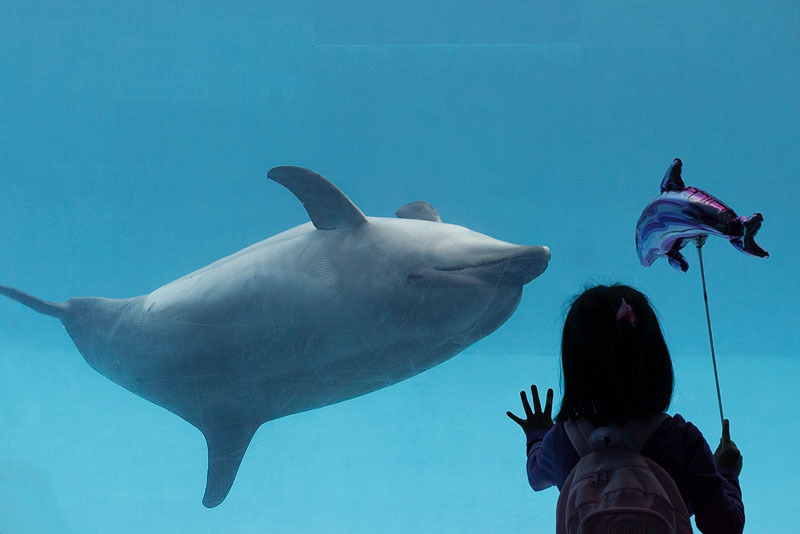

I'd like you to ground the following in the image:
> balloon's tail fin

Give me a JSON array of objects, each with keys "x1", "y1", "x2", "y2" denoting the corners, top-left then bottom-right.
[{"x1": 732, "y1": 213, "x2": 769, "y2": 258}]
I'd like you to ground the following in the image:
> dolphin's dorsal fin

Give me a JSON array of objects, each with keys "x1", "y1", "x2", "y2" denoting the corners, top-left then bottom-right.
[
  {"x1": 201, "y1": 424, "x2": 259, "y2": 508},
  {"x1": 660, "y1": 158, "x2": 685, "y2": 193},
  {"x1": 395, "y1": 201, "x2": 442, "y2": 223},
  {"x1": 267, "y1": 166, "x2": 368, "y2": 230}
]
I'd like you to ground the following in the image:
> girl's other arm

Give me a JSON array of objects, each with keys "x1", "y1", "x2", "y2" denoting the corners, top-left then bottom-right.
[
  {"x1": 507, "y1": 385, "x2": 559, "y2": 491},
  {"x1": 686, "y1": 420, "x2": 744, "y2": 534}
]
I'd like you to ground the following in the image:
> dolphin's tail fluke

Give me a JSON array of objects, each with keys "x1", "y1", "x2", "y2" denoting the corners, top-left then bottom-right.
[
  {"x1": 0, "y1": 285, "x2": 66, "y2": 319},
  {"x1": 731, "y1": 213, "x2": 769, "y2": 259}
]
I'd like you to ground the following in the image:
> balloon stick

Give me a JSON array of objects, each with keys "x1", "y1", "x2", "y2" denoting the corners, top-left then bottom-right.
[{"x1": 695, "y1": 238, "x2": 724, "y2": 429}]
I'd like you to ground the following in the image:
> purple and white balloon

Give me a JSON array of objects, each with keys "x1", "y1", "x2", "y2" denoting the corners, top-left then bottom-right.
[{"x1": 635, "y1": 159, "x2": 768, "y2": 272}]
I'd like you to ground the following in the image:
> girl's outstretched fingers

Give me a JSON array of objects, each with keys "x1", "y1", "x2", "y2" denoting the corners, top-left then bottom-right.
[
  {"x1": 544, "y1": 387, "x2": 554, "y2": 420},
  {"x1": 531, "y1": 385, "x2": 542, "y2": 415},
  {"x1": 520, "y1": 389, "x2": 533, "y2": 419},
  {"x1": 506, "y1": 385, "x2": 554, "y2": 433},
  {"x1": 506, "y1": 389, "x2": 533, "y2": 430}
]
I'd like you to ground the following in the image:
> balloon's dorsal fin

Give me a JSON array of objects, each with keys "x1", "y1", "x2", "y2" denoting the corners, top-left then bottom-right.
[
  {"x1": 395, "y1": 201, "x2": 442, "y2": 223},
  {"x1": 660, "y1": 158, "x2": 685, "y2": 193},
  {"x1": 267, "y1": 166, "x2": 368, "y2": 230},
  {"x1": 201, "y1": 424, "x2": 259, "y2": 508}
]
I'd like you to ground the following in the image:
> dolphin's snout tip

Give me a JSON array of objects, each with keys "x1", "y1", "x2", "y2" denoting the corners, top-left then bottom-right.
[
  {"x1": 514, "y1": 245, "x2": 550, "y2": 285},
  {"x1": 518, "y1": 244, "x2": 550, "y2": 263},
  {"x1": 540, "y1": 245, "x2": 551, "y2": 262}
]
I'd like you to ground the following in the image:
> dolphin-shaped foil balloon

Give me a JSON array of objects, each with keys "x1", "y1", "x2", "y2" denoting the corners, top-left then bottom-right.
[
  {"x1": 0, "y1": 166, "x2": 550, "y2": 507},
  {"x1": 635, "y1": 158, "x2": 769, "y2": 271}
]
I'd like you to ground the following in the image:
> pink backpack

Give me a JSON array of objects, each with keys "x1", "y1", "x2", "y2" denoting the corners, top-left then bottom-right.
[{"x1": 556, "y1": 414, "x2": 693, "y2": 534}]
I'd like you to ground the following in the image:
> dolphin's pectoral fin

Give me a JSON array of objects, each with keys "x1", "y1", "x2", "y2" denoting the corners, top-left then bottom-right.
[
  {"x1": 201, "y1": 424, "x2": 259, "y2": 508},
  {"x1": 395, "y1": 201, "x2": 442, "y2": 223},
  {"x1": 267, "y1": 166, "x2": 368, "y2": 230}
]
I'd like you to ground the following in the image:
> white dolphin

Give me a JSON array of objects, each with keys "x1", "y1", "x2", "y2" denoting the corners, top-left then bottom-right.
[{"x1": 0, "y1": 166, "x2": 550, "y2": 507}]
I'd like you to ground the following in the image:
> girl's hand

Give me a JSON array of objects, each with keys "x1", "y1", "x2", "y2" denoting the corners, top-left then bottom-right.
[
  {"x1": 507, "y1": 385, "x2": 554, "y2": 433},
  {"x1": 714, "y1": 419, "x2": 743, "y2": 476}
]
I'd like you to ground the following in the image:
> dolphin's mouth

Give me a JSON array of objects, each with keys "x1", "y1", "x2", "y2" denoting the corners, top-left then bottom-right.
[{"x1": 408, "y1": 246, "x2": 550, "y2": 287}]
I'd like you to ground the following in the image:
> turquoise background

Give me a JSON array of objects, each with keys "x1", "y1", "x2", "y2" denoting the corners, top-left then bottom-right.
[{"x1": 1, "y1": 2, "x2": 797, "y2": 532}]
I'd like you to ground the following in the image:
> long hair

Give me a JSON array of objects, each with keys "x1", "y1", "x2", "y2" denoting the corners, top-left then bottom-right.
[{"x1": 555, "y1": 284, "x2": 673, "y2": 425}]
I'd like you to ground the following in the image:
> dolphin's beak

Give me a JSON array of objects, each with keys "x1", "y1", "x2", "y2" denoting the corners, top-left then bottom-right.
[
  {"x1": 465, "y1": 245, "x2": 550, "y2": 286},
  {"x1": 409, "y1": 245, "x2": 550, "y2": 288}
]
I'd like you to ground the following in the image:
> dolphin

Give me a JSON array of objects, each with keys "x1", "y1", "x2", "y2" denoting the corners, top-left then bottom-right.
[{"x1": 0, "y1": 166, "x2": 550, "y2": 507}]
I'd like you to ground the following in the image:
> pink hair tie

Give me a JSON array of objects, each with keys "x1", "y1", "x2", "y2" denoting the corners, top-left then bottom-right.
[{"x1": 615, "y1": 298, "x2": 636, "y2": 323}]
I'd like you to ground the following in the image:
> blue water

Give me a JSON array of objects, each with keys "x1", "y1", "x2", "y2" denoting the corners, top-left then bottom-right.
[{"x1": 1, "y1": 2, "x2": 797, "y2": 532}]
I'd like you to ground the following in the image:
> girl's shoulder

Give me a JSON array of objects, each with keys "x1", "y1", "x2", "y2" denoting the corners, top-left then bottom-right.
[
  {"x1": 653, "y1": 413, "x2": 705, "y2": 441},
  {"x1": 645, "y1": 412, "x2": 712, "y2": 466},
  {"x1": 543, "y1": 420, "x2": 575, "y2": 451}
]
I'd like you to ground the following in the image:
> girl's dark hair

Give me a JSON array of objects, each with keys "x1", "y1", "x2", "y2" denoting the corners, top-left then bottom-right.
[{"x1": 555, "y1": 284, "x2": 673, "y2": 426}]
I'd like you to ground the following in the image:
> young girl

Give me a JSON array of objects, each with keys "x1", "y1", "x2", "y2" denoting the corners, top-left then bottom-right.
[{"x1": 507, "y1": 284, "x2": 744, "y2": 533}]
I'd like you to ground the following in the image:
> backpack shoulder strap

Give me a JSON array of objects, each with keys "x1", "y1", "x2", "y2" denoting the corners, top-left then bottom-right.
[{"x1": 563, "y1": 418, "x2": 595, "y2": 457}]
